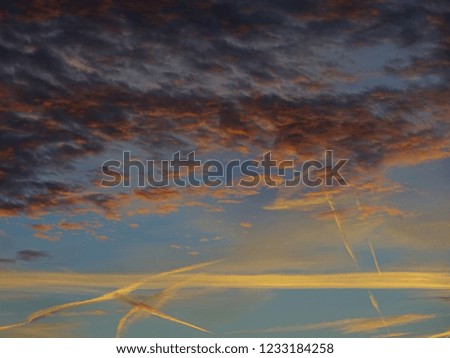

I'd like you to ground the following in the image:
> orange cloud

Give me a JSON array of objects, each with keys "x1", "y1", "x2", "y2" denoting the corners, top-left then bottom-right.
[
  {"x1": 31, "y1": 224, "x2": 53, "y2": 232},
  {"x1": 239, "y1": 222, "x2": 253, "y2": 228}
]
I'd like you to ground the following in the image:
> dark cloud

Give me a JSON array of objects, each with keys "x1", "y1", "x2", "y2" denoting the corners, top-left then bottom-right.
[
  {"x1": 0, "y1": 0, "x2": 448, "y2": 218},
  {"x1": 1, "y1": 250, "x2": 51, "y2": 264},
  {"x1": 16, "y1": 250, "x2": 49, "y2": 262}
]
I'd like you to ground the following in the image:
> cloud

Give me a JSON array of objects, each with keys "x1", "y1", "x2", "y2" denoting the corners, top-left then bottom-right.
[
  {"x1": 0, "y1": 0, "x2": 448, "y2": 221},
  {"x1": 33, "y1": 233, "x2": 60, "y2": 242},
  {"x1": 58, "y1": 221, "x2": 85, "y2": 230},
  {"x1": 239, "y1": 222, "x2": 252, "y2": 228},
  {"x1": 264, "y1": 194, "x2": 329, "y2": 211},
  {"x1": 1, "y1": 249, "x2": 51, "y2": 265},
  {"x1": 235, "y1": 313, "x2": 436, "y2": 335},
  {"x1": 16, "y1": 250, "x2": 49, "y2": 262},
  {"x1": 2, "y1": 271, "x2": 450, "y2": 293},
  {"x1": 429, "y1": 329, "x2": 450, "y2": 338},
  {"x1": 31, "y1": 224, "x2": 53, "y2": 232},
  {"x1": 0, "y1": 322, "x2": 79, "y2": 338},
  {"x1": 0, "y1": 0, "x2": 448, "y2": 339}
]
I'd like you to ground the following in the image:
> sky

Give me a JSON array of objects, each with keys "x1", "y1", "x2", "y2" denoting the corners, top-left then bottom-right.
[{"x1": 0, "y1": 0, "x2": 449, "y2": 338}]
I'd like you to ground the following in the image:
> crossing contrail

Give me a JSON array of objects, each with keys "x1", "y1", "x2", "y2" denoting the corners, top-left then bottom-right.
[
  {"x1": 116, "y1": 280, "x2": 194, "y2": 337},
  {"x1": 0, "y1": 260, "x2": 220, "y2": 332},
  {"x1": 116, "y1": 294, "x2": 210, "y2": 334}
]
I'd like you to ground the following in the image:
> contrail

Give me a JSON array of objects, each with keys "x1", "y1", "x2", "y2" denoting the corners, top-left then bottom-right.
[
  {"x1": 355, "y1": 198, "x2": 382, "y2": 275},
  {"x1": 116, "y1": 294, "x2": 210, "y2": 333},
  {"x1": 111, "y1": 260, "x2": 222, "y2": 298},
  {"x1": 326, "y1": 194, "x2": 359, "y2": 270},
  {"x1": 326, "y1": 194, "x2": 389, "y2": 334},
  {"x1": 368, "y1": 290, "x2": 389, "y2": 334},
  {"x1": 0, "y1": 260, "x2": 220, "y2": 331},
  {"x1": 117, "y1": 307, "x2": 142, "y2": 338},
  {"x1": 0, "y1": 323, "x2": 26, "y2": 331},
  {"x1": 366, "y1": 240, "x2": 388, "y2": 332},
  {"x1": 116, "y1": 280, "x2": 191, "y2": 337},
  {"x1": 368, "y1": 241, "x2": 382, "y2": 275}
]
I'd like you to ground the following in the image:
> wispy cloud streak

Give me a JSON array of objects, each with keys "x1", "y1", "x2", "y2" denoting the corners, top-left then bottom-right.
[
  {"x1": 232, "y1": 313, "x2": 435, "y2": 335},
  {"x1": 428, "y1": 329, "x2": 450, "y2": 338},
  {"x1": 3, "y1": 271, "x2": 450, "y2": 291}
]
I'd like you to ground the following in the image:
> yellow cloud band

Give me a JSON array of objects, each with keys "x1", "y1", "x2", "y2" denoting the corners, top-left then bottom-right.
[{"x1": 2, "y1": 271, "x2": 450, "y2": 291}]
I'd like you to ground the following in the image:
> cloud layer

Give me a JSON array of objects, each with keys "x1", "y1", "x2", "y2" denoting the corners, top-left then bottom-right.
[{"x1": 0, "y1": 0, "x2": 449, "y2": 218}]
